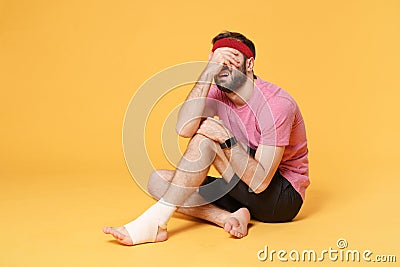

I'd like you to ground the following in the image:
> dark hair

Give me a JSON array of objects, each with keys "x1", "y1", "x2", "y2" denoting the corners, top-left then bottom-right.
[{"x1": 212, "y1": 31, "x2": 256, "y2": 59}]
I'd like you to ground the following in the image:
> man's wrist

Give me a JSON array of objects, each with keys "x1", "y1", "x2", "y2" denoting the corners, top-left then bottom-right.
[{"x1": 203, "y1": 64, "x2": 217, "y2": 78}]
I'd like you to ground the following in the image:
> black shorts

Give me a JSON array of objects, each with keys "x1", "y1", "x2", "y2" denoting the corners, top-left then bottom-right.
[{"x1": 198, "y1": 171, "x2": 303, "y2": 223}]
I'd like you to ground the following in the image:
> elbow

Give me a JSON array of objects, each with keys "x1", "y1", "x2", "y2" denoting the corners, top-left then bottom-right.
[
  {"x1": 176, "y1": 125, "x2": 195, "y2": 138},
  {"x1": 250, "y1": 176, "x2": 271, "y2": 194},
  {"x1": 251, "y1": 168, "x2": 278, "y2": 194},
  {"x1": 249, "y1": 183, "x2": 266, "y2": 194},
  {"x1": 176, "y1": 117, "x2": 202, "y2": 138},
  {"x1": 176, "y1": 119, "x2": 202, "y2": 138},
  {"x1": 252, "y1": 187, "x2": 266, "y2": 194},
  {"x1": 177, "y1": 131, "x2": 194, "y2": 139}
]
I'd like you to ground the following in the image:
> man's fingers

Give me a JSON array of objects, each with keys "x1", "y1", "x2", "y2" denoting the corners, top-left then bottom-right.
[
  {"x1": 221, "y1": 53, "x2": 240, "y2": 67},
  {"x1": 196, "y1": 128, "x2": 212, "y2": 141},
  {"x1": 223, "y1": 58, "x2": 232, "y2": 69},
  {"x1": 224, "y1": 56, "x2": 239, "y2": 68},
  {"x1": 197, "y1": 126, "x2": 208, "y2": 136},
  {"x1": 215, "y1": 47, "x2": 240, "y2": 55},
  {"x1": 199, "y1": 119, "x2": 219, "y2": 132},
  {"x1": 196, "y1": 128, "x2": 204, "y2": 135},
  {"x1": 219, "y1": 48, "x2": 240, "y2": 60},
  {"x1": 213, "y1": 48, "x2": 241, "y2": 68}
]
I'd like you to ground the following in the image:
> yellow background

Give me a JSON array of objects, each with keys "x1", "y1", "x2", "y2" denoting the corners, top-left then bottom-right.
[{"x1": 1, "y1": 0, "x2": 399, "y2": 266}]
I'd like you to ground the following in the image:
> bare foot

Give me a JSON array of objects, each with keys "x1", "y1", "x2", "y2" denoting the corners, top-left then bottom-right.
[
  {"x1": 223, "y1": 208, "x2": 251, "y2": 238},
  {"x1": 102, "y1": 226, "x2": 168, "y2": 246}
]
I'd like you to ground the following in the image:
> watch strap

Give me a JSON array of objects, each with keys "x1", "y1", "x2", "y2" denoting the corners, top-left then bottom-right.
[{"x1": 220, "y1": 136, "x2": 238, "y2": 149}]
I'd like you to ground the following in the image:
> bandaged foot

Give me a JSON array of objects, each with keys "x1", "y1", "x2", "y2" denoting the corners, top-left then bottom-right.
[{"x1": 103, "y1": 199, "x2": 176, "y2": 246}]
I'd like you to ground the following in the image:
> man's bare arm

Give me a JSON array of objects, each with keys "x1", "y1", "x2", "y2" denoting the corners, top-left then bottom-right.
[
  {"x1": 175, "y1": 69, "x2": 214, "y2": 138},
  {"x1": 176, "y1": 48, "x2": 241, "y2": 138},
  {"x1": 223, "y1": 144, "x2": 284, "y2": 194},
  {"x1": 197, "y1": 117, "x2": 284, "y2": 194}
]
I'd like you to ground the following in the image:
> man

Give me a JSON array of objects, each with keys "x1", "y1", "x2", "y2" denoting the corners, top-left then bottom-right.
[{"x1": 103, "y1": 31, "x2": 310, "y2": 245}]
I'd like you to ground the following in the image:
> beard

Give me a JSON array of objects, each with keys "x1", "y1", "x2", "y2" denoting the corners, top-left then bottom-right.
[{"x1": 214, "y1": 63, "x2": 248, "y2": 93}]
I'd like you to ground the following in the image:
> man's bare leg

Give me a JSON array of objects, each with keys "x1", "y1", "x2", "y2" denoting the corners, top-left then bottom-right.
[
  {"x1": 147, "y1": 170, "x2": 250, "y2": 238},
  {"x1": 103, "y1": 134, "x2": 243, "y2": 245}
]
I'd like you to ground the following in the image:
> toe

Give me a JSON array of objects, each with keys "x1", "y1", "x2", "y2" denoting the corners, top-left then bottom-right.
[
  {"x1": 233, "y1": 231, "x2": 243, "y2": 238},
  {"x1": 115, "y1": 232, "x2": 124, "y2": 240},
  {"x1": 103, "y1": 226, "x2": 112, "y2": 234},
  {"x1": 224, "y1": 223, "x2": 232, "y2": 232},
  {"x1": 232, "y1": 219, "x2": 240, "y2": 227}
]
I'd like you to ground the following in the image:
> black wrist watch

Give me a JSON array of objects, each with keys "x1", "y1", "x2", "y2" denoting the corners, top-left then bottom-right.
[{"x1": 220, "y1": 136, "x2": 238, "y2": 149}]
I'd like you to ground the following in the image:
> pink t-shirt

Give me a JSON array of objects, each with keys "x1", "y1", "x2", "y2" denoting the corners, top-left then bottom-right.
[{"x1": 206, "y1": 77, "x2": 310, "y2": 199}]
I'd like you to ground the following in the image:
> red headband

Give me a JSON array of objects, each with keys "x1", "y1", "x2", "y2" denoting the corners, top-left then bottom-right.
[{"x1": 212, "y1": 38, "x2": 254, "y2": 59}]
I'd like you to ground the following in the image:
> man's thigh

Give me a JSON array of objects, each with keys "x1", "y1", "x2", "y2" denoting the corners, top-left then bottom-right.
[
  {"x1": 199, "y1": 171, "x2": 303, "y2": 223},
  {"x1": 198, "y1": 176, "x2": 243, "y2": 212}
]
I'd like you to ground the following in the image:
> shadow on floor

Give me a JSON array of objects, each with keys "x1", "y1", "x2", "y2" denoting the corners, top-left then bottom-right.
[{"x1": 294, "y1": 187, "x2": 330, "y2": 221}]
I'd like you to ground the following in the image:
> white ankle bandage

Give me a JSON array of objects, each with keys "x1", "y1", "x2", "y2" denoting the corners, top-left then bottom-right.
[{"x1": 124, "y1": 199, "x2": 176, "y2": 244}]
